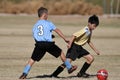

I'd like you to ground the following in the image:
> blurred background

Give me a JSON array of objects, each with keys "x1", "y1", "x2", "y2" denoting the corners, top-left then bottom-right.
[{"x1": 0, "y1": 0, "x2": 119, "y2": 15}]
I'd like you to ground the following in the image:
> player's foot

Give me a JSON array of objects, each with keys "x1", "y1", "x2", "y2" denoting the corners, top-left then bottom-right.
[
  {"x1": 77, "y1": 72, "x2": 90, "y2": 78},
  {"x1": 19, "y1": 73, "x2": 27, "y2": 79},
  {"x1": 68, "y1": 65, "x2": 77, "y2": 74}
]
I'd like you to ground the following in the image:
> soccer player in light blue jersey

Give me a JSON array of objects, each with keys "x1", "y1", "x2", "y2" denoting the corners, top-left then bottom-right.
[{"x1": 19, "y1": 7, "x2": 77, "y2": 79}]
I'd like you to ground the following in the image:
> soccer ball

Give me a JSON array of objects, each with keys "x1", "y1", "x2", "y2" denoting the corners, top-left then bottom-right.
[{"x1": 97, "y1": 69, "x2": 108, "y2": 80}]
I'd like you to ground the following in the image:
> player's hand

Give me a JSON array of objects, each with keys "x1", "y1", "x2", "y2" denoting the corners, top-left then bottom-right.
[
  {"x1": 67, "y1": 41, "x2": 72, "y2": 49},
  {"x1": 67, "y1": 44, "x2": 70, "y2": 49},
  {"x1": 95, "y1": 50, "x2": 100, "y2": 55},
  {"x1": 64, "y1": 39, "x2": 69, "y2": 43}
]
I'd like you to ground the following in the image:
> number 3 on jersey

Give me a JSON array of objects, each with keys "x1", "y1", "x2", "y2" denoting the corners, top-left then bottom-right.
[{"x1": 38, "y1": 25, "x2": 43, "y2": 35}]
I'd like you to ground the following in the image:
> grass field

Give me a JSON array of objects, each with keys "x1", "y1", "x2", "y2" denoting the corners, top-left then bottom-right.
[{"x1": 0, "y1": 14, "x2": 120, "y2": 80}]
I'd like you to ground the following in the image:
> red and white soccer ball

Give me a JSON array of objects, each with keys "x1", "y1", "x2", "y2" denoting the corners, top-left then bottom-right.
[{"x1": 97, "y1": 69, "x2": 108, "y2": 80}]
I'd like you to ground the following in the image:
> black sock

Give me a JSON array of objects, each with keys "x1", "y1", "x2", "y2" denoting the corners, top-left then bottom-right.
[
  {"x1": 51, "y1": 65, "x2": 65, "y2": 77},
  {"x1": 79, "y1": 62, "x2": 91, "y2": 74}
]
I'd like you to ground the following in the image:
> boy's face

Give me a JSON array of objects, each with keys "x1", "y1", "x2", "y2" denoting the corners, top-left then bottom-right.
[
  {"x1": 42, "y1": 12, "x2": 48, "y2": 20},
  {"x1": 88, "y1": 23, "x2": 97, "y2": 30}
]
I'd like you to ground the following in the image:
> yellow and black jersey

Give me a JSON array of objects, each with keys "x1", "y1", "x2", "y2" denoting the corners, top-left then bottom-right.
[{"x1": 73, "y1": 26, "x2": 91, "y2": 46}]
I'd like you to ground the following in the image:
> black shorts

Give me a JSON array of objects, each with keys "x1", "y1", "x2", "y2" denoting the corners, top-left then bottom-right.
[
  {"x1": 66, "y1": 43, "x2": 90, "y2": 61},
  {"x1": 31, "y1": 41, "x2": 62, "y2": 61}
]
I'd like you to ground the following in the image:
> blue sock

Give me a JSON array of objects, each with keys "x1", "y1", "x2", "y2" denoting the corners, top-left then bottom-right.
[
  {"x1": 23, "y1": 64, "x2": 31, "y2": 74},
  {"x1": 64, "y1": 59, "x2": 72, "y2": 70}
]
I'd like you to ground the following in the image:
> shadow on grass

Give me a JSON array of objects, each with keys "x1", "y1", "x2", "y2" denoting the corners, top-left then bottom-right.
[{"x1": 27, "y1": 74, "x2": 96, "y2": 79}]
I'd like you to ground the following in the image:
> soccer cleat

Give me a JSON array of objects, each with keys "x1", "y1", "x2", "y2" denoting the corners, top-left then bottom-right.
[
  {"x1": 68, "y1": 65, "x2": 77, "y2": 74},
  {"x1": 19, "y1": 73, "x2": 27, "y2": 79},
  {"x1": 77, "y1": 72, "x2": 90, "y2": 78}
]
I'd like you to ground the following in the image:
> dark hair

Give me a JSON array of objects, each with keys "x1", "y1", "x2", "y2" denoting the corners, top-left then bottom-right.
[
  {"x1": 88, "y1": 15, "x2": 99, "y2": 26},
  {"x1": 38, "y1": 7, "x2": 48, "y2": 17}
]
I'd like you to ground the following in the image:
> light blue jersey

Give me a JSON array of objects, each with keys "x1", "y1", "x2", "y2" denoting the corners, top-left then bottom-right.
[{"x1": 32, "y1": 20, "x2": 56, "y2": 42}]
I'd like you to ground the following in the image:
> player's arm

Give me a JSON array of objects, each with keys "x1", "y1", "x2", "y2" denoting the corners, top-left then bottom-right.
[
  {"x1": 54, "y1": 28, "x2": 69, "y2": 43},
  {"x1": 88, "y1": 40, "x2": 100, "y2": 55},
  {"x1": 67, "y1": 35, "x2": 76, "y2": 49}
]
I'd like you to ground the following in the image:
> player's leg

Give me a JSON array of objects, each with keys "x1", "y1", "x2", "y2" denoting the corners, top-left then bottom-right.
[
  {"x1": 51, "y1": 58, "x2": 73, "y2": 77},
  {"x1": 55, "y1": 49, "x2": 77, "y2": 74},
  {"x1": 48, "y1": 43, "x2": 77, "y2": 74},
  {"x1": 63, "y1": 57, "x2": 77, "y2": 74},
  {"x1": 19, "y1": 43, "x2": 46, "y2": 79},
  {"x1": 50, "y1": 52, "x2": 67, "y2": 77},
  {"x1": 77, "y1": 54, "x2": 94, "y2": 78},
  {"x1": 63, "y1": 43, "x2": 79, "y2": 74},
  {"x1": 60, "y1": 51, "x2": 72, "y2": 69},
  {"x1": 50, "y1": 64, "x2": 66, "y2": 77},
  {"x1": 50, "y1": 46, "x2": 78, "y2": 77},
  {"x1": 57, "y1": 43, "x2": 78, "y2": 75},
  {"x1": 19, "y1": 59, "x2": 35, "y2": 79}
]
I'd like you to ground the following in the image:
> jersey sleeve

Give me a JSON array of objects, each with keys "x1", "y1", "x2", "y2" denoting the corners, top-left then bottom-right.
[
  {"x1": 87, "y1": 32, "x2": 92, "y2": 42},
  {"x1": 49, "y1": 21, "x2": 56, "y2": 31}
]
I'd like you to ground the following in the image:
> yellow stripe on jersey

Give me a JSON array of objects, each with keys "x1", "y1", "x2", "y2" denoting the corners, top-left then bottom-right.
[{"x1": 73, "y1": 26, "x2": 91, "y2": 46}]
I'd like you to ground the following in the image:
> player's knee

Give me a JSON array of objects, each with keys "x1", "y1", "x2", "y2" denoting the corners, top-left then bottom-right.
[
  {"x1": 89, "y1": 56, "x2": 94, "y2": 63},
  {"x1": 91, "y1": 57, "x2": 94, "y2": 62},
  {"x1": 87, "y1": 56, "x2": 94, "y2": 64}
]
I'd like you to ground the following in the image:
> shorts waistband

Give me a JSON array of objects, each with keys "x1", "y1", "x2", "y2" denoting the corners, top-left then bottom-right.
[{"x1": 35, "y1": 41, "x2": 55, "y2": 43}]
